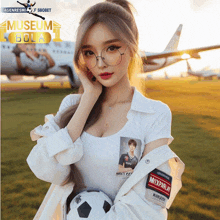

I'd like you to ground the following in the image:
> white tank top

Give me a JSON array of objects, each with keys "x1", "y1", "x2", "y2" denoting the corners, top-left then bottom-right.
[{"x1": 74, "y1": 131, "x2": 143, "y2": 201}]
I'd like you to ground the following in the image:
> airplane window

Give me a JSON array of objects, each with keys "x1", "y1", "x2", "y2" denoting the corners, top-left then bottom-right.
[
  {"x1": 57, "y1": 50, "x2": 59, "y2": 53},
  {"x1": 8, "y1": 46, "x2": 10, "y2": 49},
  {"x1": 64, "y1": 51, "x2": 66, "y2": 54},
  {"x1": 65, "y1": 42, "x2": 71, "y2": 48},
  {"x1": 54, "y1": 42, "x2": 61, "y2": 47},
  {"x1": 3, "y1": 45, "x2": 5, "y2": 49},
  {"x1": 61, "y1": 51, "x2": 62, "y2": 53},
  {"x1": 53, "y1": 50, "x2": 55, "y2": 53}
]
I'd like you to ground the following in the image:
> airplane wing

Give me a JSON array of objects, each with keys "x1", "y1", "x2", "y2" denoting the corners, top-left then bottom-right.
[{"x1": 144, "y1": 45, "x2": 220, "y2": 59}]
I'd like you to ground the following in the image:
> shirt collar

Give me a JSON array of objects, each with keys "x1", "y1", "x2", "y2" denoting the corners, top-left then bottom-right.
[{"x1": 130, "y1": 86, "x2": 155, "y2": 114}]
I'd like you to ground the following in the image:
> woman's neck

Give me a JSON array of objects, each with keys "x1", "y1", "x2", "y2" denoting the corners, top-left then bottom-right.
[{"x1": 103, "y1": 75, "x2": 134, "y2": 105}]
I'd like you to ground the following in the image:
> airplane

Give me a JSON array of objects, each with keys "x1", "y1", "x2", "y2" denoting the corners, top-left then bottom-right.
[
  {"x1": 137, "y1": 70, "x2": 171, "y2": 80},
  {"x1": 186, "y1": 60, "x2": 220, "y2": 80},
  {"x1": 142, "y1": 24, "x2": 220, "y2": 72},
  {"x1": 1, "y1": 24, "x2": 220, "y2": 88},
  {"x1": 1, "y1": 33, "x2": 81, "y2": 89}
]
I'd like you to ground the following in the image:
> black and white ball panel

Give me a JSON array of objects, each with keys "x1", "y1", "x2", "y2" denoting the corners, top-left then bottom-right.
[{"x1": 67, "y1": 190, "x2": 113, "y2": 220}]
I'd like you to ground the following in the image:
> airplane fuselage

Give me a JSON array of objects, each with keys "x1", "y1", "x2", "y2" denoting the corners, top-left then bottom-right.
[
  {"x1": 186, "y1": 60, "x2": 220, "y2": 80},
  {"x1": 1, "y1": 39, "x2": 81, "y2": 87},
  {"x1": 143, "y1": 56, "x2": 183, "y2": 72},
  {"x1": 1, "y1": 41, "x2": 74, "y2": 75}
]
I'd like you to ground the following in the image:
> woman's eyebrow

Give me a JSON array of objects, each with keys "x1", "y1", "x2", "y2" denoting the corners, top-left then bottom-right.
[
  {"x1": 81, "y1": 39, "x2": 120, "y2": 49},
  {"x1": 103, "y1": 39, "x2": 120, "y2": 45}
]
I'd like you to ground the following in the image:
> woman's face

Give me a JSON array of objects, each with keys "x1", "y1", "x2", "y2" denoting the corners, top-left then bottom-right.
[
  {"x1": 81, "y1": 23, "x2": 131, "y2": 87},
  {"x1": 26, "y1": 44, "x2": 38, "y2": 57}
]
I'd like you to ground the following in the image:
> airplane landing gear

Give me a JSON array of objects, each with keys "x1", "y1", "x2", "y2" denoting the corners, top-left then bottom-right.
[{"x1": 40, "y1": 82, "x2": 49, "y2": 89}]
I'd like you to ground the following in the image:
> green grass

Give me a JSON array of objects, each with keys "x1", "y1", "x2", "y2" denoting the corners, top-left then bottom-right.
[
  {"x1": 145, "y1": 79, "x2": 220, "y2": 220},
  {"x1": 1, "y1": 79, "x2": 220, "y2": 220},
  {"x1": 1, "y1": 88, "x2": 75, "y2": 220}
]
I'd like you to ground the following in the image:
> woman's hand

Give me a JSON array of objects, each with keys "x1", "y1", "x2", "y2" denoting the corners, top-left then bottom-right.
[
  {"x1": 38, "y1": 49, "x2": 55, "y2": 68},
  {"x1": 77, "y1": 69, "x2": 102, "y2": 99}
]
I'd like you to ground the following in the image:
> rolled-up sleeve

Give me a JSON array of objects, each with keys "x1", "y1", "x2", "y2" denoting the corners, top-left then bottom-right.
[
  {"x1": 27, "y1": 94, "x2": 83, "y2": 184},
  {"x1": 144, "y1": 105, "x2": 174, "y2": 145},
  {"x1": 46, "y1": 127, "x2": 83, "y2": 165},
  {"x1": 27, "y1": 137, "x2": 71, "y2": 185}
]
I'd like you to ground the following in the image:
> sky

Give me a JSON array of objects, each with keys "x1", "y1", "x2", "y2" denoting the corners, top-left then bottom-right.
[{"x1": 1, "y1": 0, "x2": 220, "y2": 76}]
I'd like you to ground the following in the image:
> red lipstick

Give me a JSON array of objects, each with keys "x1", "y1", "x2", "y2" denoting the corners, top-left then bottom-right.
[{"x1": 99, "y1": 72, "x2": 114, "y2": 80}]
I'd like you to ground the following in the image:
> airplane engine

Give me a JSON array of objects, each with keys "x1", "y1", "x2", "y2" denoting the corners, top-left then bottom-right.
[
  {"x1": 59, "y1": 65, "x2": 80, "y2": 89},
  {"x1": 7, "y1": 75, "x2": 24, "y2": 81},
  {"x1": 190, "y1": 53, "x2": 201, "y2": 59}
]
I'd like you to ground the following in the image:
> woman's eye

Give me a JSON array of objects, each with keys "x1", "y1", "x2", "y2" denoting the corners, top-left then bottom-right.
[
  {"x1": 107, "y1": 45, "x2": 121, "y2": 52},
  {"x1": 83, "y1": 50, "x2": 94, "y2": 57}
]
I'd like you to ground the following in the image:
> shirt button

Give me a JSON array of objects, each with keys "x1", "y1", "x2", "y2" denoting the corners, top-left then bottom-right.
[{"x1": 145, "y1": 159, "x2": 150, "y2": 164}]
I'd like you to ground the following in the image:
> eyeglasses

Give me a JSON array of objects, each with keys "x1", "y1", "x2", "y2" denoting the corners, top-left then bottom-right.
[{"x1": 80, "y1": 45, "x2": 128, "y2": 69}]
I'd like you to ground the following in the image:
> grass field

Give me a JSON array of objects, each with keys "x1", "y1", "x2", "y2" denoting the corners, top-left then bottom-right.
[{"x1": 1, "y1": 78, "x2": 220, "y2": 220}]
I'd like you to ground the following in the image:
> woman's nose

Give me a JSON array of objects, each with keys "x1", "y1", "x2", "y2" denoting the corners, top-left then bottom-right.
[{"x1": 96, "y1": 56, "x2": 107, "y2": 68}]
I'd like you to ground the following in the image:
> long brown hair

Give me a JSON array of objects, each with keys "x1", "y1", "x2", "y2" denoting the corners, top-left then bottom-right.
[{"x1": 57, "y1": 0, "x2": 143, "y2": 192}]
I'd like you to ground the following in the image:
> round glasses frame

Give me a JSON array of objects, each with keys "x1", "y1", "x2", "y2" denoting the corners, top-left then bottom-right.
[{"x1": 81, "y1": 46, "x2": 128, "y2": 69}]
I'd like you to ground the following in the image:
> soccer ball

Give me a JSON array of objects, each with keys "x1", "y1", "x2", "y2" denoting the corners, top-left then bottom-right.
[
  {"x1": 67, "y1": 190, "x2": 113, "y2": 220},
  {"x1": 26, "y1": 7, "x2": 33, "y2": 13}
]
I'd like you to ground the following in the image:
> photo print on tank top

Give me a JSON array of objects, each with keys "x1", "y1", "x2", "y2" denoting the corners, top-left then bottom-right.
[{"x1": 116, "y1": 136, "x2": 142, "y2": 179}]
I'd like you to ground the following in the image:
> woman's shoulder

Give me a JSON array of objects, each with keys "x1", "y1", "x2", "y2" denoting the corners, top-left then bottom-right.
[
  {"x1": 58, "y1": 93, "x2": 82, "y2": 113},
  {"x1": 143, "y1": 96, "x2": 171, "y2": 115},
  {"x1": 134, "y1": 88, "x2": 170, "y2": 115}
]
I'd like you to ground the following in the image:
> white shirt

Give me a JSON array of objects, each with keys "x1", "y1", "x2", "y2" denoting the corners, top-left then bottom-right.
[
  {"x1": 66, "y1": 86, "x2": 174, "y2": 201},
  {"x1": 27, "y1": 86, "x2": 184, "y2": 220},
  {"x1": 20, "y1": 52, "x2": 49, "y2": 74}
]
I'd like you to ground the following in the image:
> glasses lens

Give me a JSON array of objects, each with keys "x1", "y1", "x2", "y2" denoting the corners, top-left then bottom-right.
[
  {"x1": 81, "y1": 49, "x2": 97, "y2": 69},
  {"x1": 80, "y1": 46, "x2": 123, "y2": 68},
  {"x1": 102, "y1": 46, "x2": 122, "y2": 66}
]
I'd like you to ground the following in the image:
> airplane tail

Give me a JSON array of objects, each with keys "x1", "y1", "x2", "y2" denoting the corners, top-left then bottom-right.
[
  {"x1": 164, "y1": 24, "x2": 183, "y2": 52},
  {"x1": 186, "y1": 60, "x2": 192, "y2": 72}
]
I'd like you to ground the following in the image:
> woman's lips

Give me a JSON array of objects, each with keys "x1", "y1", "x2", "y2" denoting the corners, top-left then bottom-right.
[{"x1": 99, "y1": 72, "x2": 114, "y2": 80}]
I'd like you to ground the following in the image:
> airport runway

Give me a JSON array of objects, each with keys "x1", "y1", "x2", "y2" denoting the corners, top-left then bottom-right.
[
  {"x1": 1, "y1": 78, "x2": 71, "y2": 91},
  {"x1": 1, "y1": 76, "x2": 217, "y2": 91}
]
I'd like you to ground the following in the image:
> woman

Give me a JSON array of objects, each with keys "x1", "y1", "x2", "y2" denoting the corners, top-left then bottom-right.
[
  {"x1": 14, "y1": 43, "x2": 55, "y2": 75},
  {"x1": 27, "y1": 0, "x2": 185, "y2": 219}
]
